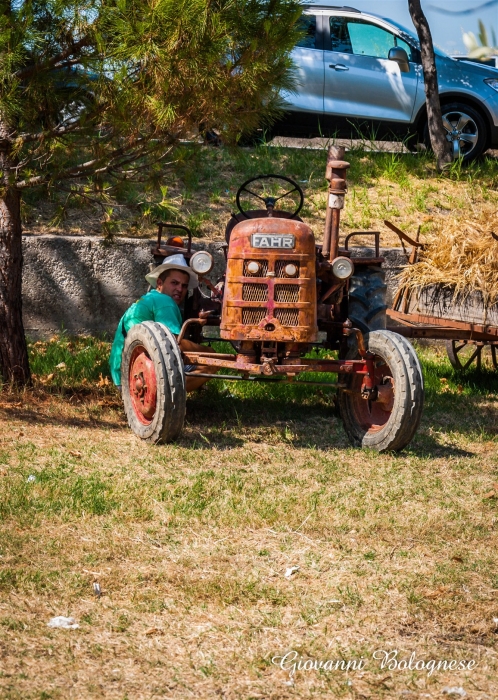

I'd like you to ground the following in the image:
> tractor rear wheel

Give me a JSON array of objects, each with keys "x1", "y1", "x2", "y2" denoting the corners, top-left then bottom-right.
[
  {"x1": 122, "y1": 321, "x2": 186, "y2": 444},
  {"x1": 348, "y1": 265, "x2": 387, "y2": 334},
  {"x1": 338, "y1": 330, "x2": 424, "y2": 452}
]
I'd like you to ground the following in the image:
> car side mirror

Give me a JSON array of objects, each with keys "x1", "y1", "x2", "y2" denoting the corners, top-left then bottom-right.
[{"x1": 388, "y1": 47, "x2": 410, "y2": 73}]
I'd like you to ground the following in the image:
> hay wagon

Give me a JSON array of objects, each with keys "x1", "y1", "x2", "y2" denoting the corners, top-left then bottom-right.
[{"x1": 386, "y1": 222, "x2": 498, "y2": 371}]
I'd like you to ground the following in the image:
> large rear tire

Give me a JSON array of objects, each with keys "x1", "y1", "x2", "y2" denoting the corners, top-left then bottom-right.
[
  {"x1": 338, "y1": 330, "x2": 424, "y2": 452},
  {"x1": 122, "y1": 321, "x2": 186, "y2": 444},
  {"x1": 348, "y1": 265, "x2": 387, "y2": 334}
]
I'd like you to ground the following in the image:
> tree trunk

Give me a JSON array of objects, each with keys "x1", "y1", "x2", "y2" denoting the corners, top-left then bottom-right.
[
  {"x1": 408, "y1": 0, "x2": 452, "y2": 170},
  {"x1": 0, "y1": 120, "x2": 30, "y2": 387}
]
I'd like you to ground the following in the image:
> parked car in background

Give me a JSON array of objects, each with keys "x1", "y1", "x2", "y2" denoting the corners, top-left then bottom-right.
[{"x1": 273, "y1": 5, "x2": 498, "y2": 161}]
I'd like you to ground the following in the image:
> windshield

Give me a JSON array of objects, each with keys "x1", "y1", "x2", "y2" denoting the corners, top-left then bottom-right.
[{"x1": 381, "y1": 17, "x2": 449, "y2": 57}]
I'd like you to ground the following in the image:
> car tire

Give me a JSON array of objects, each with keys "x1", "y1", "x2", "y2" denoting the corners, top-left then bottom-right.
[{"x1": 423, "y1": 102, "x2": 488, "y2": 162}]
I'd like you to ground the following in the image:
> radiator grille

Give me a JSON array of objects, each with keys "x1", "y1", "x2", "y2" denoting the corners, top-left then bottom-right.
[
  {"x1": 242, "y1": 283, "x2": 268, "y2": 302},
  {"x1": 276, "y1": 260, "x2": 299, "y2": 278},
  {"x1": 242, "y1": 308, "x2": 267, "y2": 325},
  {"x1": 274, "y1": 309, "x2": 299, "y2": 327},
  {"x1": 274, "y1": 284, "x2": 299, "y2": 303},
  {"x1": 243, "y1": 259, "x2": 268, "y2": 277}
]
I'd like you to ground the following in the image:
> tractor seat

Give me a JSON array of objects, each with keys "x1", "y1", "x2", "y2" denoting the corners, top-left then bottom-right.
[{"x1": 225, "y1": 210, "x2": 304, "y2": 244}]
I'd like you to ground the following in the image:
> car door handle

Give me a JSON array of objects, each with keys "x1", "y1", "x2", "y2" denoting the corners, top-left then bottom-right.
[{"x1": 329, "y1": 64, "x2": 349, "y2": 71}]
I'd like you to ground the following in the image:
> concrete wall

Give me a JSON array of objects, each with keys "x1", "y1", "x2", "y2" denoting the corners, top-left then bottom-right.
[{"x1": 22, "y1": 235, "x2": 406, "y2": 337}]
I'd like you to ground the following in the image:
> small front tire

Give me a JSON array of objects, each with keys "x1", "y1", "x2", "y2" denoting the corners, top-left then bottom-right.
[
  {"x1": 338, "y1": 330, "x2": 424, "y2": 451},
  {"x1": 122, "y1": 321, "x2": 186, "y2": 444}
]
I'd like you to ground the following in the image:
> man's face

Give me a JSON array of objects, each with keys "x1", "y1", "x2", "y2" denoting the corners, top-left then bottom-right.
[{"x1": 156, "y1": 269, "x2": 190, "y2": 305}]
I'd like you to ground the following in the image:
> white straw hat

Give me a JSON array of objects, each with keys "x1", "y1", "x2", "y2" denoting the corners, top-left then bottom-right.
[{"x1": 145, "y1": 253, "x2": 198, "y2": 290}]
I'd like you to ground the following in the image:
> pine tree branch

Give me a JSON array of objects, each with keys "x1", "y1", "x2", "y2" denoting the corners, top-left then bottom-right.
[
  {"x1": 14, "y1": 36, "x2": 92, "y2": 80},
  {"x1": 18, "y1": 124, "x2": 88, "y2": 143},
  {"x1": 14, "y1": 136, "x2": 157, "y2": 188}
]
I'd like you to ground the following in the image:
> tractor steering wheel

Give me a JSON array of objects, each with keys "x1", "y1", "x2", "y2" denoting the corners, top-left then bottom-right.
[{"x1": 235, "y1": 174, "x2": 304, "y2": 220}]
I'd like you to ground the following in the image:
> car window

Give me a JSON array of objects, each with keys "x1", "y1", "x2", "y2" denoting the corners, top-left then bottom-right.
[
  {"x1": 329, "y1": 17, "x2": 414, "y2": 61},
  {"x1": 296, "y1": 15, "x2": 317, "y2": 49},
  {"x1": 330, "y1": 17, "x2": 353, "y2": 53}
]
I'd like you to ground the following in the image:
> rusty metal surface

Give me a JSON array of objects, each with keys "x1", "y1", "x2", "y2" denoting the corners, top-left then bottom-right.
[
  {"x1": 387, "y1": 309, "x2": 498, "y2": 340},
  {"x1": 345, "y1": 232, "x2": 380, "y2": 258},
  {"x1": 129, "y1": 345, "x2": 157, "y2": 423},
  {"x1": 177, "y1": 318, "x2": 207, "y2": 344},
  {"x1": 182, "y1": 350, "x2": 370, "y2": 376},
  {"x1": 220, "y1": 217, "x2": 318, "y2": 342},
  {"x1": 388, "y1": 325, "x2": 498, "y2": 341},
  {"x1": 350, "y1": 258, "x2": 385, "y2": 266},
  {"x1": 184, "y1": 372, "x2": 347, "y2": 387},
  {"x1": 384, "y1": 221, "x2": 424, "y2": 250},
  {"x1": 152, "y1": 222, "x2": 193, "y2": 258},
  {"x1": 323, "y1": 145, "x2": 349, "y2": 261}
]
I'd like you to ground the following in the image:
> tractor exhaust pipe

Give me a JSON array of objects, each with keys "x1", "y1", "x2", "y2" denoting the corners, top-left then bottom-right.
[{"x1": 322, "y1": 145, "x2": 350, "y2": 261}]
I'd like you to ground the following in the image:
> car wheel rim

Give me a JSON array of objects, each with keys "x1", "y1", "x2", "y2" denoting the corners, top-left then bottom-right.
[
  {"x1": 442, "y1": 110, "x2": 479, "y2": 159},
  {"x1": 129, "y1": 345, "x2": 157, "y2": 424}
]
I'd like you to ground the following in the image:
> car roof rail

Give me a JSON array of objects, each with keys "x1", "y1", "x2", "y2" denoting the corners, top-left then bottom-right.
[{"x1": 306, "y1": 5, "x2": 361, "y2": 12}]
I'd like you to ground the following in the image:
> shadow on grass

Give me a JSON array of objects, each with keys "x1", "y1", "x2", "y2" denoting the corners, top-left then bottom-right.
[
  {"x1": 2, "y1": 355, "x2": 495, "y2": 454},
  {"x1": 182, "y1": 371, "x2": 495, "y2": 454},
  {"x1": 0, "y1": 405, "x2": 124, "y2": 431},
  {"x1": 0, "y1": 387, "x2": 125, "y2": 432}
]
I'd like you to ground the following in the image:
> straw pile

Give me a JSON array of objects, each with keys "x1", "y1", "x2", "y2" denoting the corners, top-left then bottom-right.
[{"x1": 398, "y1": 214, "x2": 498, "y2": 308}]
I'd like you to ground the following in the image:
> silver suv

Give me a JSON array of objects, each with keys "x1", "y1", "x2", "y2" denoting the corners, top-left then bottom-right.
[{"x1": 276, "y1": 5, "x2": 498, "y2": 160}]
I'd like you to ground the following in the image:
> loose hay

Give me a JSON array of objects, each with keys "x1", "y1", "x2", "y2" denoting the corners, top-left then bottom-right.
[{"x1": 398, "y1": 214, "x2": 498, "y2": 307}]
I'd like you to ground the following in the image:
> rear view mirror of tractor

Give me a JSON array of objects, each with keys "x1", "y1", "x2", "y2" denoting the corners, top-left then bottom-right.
[{"x1": 122, "y1": 146, "x2": 424, "y2": 451}]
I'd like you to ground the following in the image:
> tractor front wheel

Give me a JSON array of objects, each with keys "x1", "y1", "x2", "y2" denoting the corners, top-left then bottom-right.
[
  {"x1": 122, "y1": 321, "x2": 186, "y2": 443},
  {"x1": 338, "y1": 330, "x2": 424, "y2": 451}
]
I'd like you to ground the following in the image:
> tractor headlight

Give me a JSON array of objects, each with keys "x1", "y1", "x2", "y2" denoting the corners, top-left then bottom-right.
[
  {"x1": 190, "y1": 250, "x2": 213, "y2": 275},
  {"x1": 246, "y1": 261, "x2": 261, "y2": 275},
  {"x1": 332, "y1": 256, "x2": 354, "y2": 280},
  {"x1": 283, "y1": 263, "x2": 298, "y2": 277}
]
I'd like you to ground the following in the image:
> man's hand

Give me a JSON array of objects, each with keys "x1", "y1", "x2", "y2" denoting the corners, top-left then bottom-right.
[{"x1": 198, "y1": 309, "x2": 216, "y2": 319}]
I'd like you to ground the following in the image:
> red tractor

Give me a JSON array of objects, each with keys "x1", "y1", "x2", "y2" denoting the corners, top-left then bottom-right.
[{"x1": 122, "y1": 147, "x2": 424, "y2": 451}]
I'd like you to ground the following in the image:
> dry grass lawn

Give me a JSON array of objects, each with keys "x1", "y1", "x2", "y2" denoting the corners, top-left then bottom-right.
[
  {"x1": 20, "y1": 139, "x2": 498, "y2": 251},
  {"x1": 0, "y1": 344, "x2": 497, "y2": 699}
]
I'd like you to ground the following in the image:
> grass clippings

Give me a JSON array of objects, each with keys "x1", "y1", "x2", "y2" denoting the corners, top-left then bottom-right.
[{"x1": 0, "y1": 341, "x2": 497, "y2": 698}]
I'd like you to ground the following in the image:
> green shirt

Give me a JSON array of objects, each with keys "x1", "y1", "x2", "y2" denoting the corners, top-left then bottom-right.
[{"x1": 109, "y1": 289, "x2": 183, "y2": 386}]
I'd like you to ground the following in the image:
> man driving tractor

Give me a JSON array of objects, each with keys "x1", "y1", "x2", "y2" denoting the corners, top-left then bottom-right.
[{"x1": 109, "y1": 253, "x2": 211, "y2": 392}]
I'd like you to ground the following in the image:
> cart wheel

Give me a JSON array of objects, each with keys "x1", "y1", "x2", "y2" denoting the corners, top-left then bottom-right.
[
  {"x1": 122, "y1": 321, "x2": 186, "y2": 443},
  {"x1": 338, "y1": 330, "x2": 424, "y2": 452},
  {"x1": 446, "y1": 340, "x2": 498, "y2": 371}
]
